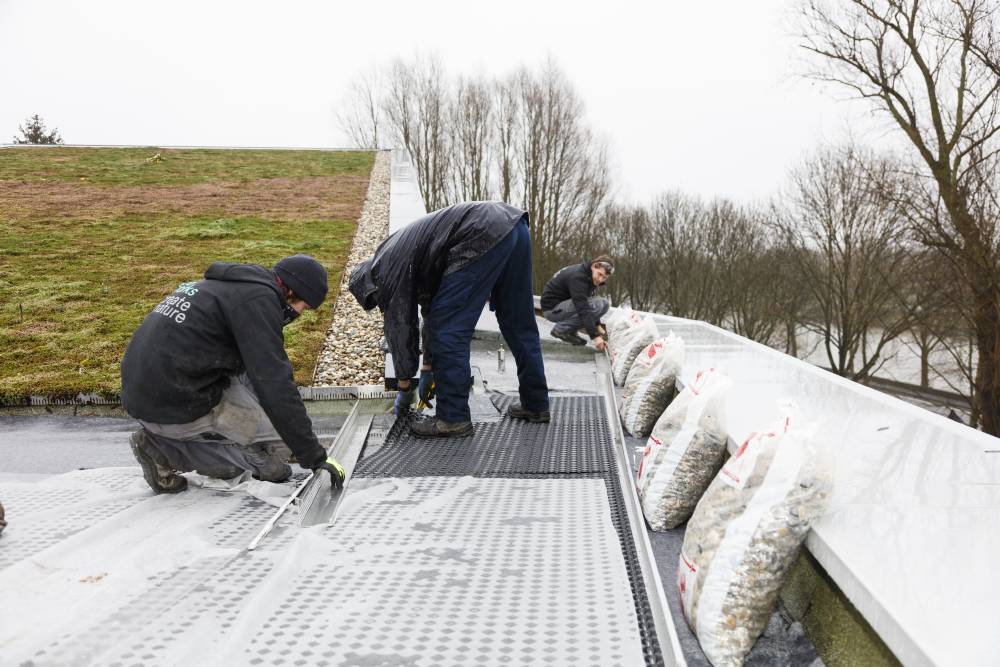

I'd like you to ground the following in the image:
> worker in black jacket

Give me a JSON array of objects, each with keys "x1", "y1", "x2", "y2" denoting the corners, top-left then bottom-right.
[
  {"x1": 120, "y1": 255, "x2": 345, "y2": 494},
  {"x1": 540, "y1": 256, "x2": 614, "y2": 349},
  {"x1": 350, "y1": 201, "x2": 550, "y2": 437}
]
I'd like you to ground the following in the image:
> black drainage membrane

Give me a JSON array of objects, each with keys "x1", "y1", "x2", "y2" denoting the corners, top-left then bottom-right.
[{"x1": 355, "y1": 393, "x2": 665, "y2": 667}]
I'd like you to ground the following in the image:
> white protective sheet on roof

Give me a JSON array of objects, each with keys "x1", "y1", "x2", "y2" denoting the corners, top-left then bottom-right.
[
  {"x1": 0, "y1": 467, "x2": 645, "y2": 665},
  {"x1": 645, "y1": 314, "x2": 1000, "y2": 667}
]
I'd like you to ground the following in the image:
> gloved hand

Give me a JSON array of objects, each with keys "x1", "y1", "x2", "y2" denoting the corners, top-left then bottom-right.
[
  {"x1": 315, "y1": 456, "x2": 345, "y2": 491},
  {"x1": 418, "y1": 369, "x2": 436, "y2": 406},
  {"x1": 394, "y1": 387, "x2": 415, "y2": 417}
]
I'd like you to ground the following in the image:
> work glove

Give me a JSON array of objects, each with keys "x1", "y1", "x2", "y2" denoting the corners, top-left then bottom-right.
[
  {"x1": 417, "y1": 369, "x2": 436, "y2": 407},
  {"x1": 315, "y1": 456, "x2": 346, "y2": 491},
  {"x1": 394, "y1": 387, "x2": 415, "y2": 417}
]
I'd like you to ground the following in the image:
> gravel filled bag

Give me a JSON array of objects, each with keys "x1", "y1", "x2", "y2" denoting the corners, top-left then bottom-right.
[
  {"x1": 619, "y1": 332, "x2": 685, "y2": 437},
  {"x1": 609, "y1": 317, "x2": 658, "y2": 386},
  {"x1": 636, "y1": 368, "x2": 732, "y2": 530},
  {"x1": 605, "y1": 307, "x2": 642, "y2": 340},
  {"x1": 678, "y1": 418, "x2": 831, "y2": 667}
]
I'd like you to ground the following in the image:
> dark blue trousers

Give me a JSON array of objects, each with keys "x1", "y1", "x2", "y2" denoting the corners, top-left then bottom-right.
[{"x1": 427, "y1": 221, "x2": 550, "y2": 422}]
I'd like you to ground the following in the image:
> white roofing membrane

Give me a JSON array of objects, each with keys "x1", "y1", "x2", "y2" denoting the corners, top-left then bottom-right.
[{"x1": 0, "y1": 468, "x2": 645, "y2": 666}]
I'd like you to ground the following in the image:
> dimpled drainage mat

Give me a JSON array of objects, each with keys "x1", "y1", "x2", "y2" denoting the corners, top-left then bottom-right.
[
  {"x1": 355, "y1": 393, "x2": 664, "y2": 667},
  {"x1": 354, "y1": 394, "x2": 613, "y2": 477},
  {"x1": 3, "y1": 475, "x2": 646, "y2": 666},
  {"x1": 245, "y1": 476, "x2": 647, "y2": 667},
  {"x1": 0, "y1": 468, "x2": 150, "y2": 571}
]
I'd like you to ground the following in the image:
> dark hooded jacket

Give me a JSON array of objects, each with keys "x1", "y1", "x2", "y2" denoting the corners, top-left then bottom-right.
[
  {"x1": 349, "y1": 201, "x2": 527, "y2": 380},
  {"x1": 540, "y1": 260, "x2": 603, "y2": 338},
  {"x1": 120, "y1": 262, "x2": 326, "y2": 470}
]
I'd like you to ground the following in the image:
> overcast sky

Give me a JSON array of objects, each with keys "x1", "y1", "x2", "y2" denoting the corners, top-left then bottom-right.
[{"x1": 0, "y1": 0, "x2": 892, "y2": 204}]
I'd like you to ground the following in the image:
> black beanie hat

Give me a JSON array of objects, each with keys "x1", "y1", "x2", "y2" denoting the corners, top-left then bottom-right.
[{"x1": 274, "y1": 254, "x2": 328, "y2": 309}]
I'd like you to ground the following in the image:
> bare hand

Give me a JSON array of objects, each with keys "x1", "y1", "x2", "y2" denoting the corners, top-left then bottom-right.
[{"x1": 594, "y1": 337, "x2": 607, "y2": 352}]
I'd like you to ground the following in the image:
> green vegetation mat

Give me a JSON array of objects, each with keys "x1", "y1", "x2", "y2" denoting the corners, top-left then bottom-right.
[{"x1": 0, "y1": 147, "x2": 375, "y2": 402}]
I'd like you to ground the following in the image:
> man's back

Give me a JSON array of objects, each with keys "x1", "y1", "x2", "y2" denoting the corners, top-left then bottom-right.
[
  {"x1": 540, "y1": 261, "x2": 593, "y2": 312},
  {"x1": 121, "y1": 263, "x2": 282, "y2": 424}
]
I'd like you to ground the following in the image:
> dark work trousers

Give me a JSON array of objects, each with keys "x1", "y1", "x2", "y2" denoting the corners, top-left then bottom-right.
[
  {"x1": 544, "y1": 296, "x2": 610, "y2": 335},
  {"x1": 427, "y1": 221, "x2": 549, "y2": 423},
  {"x1": 138, "y1": 373, "x2": 292, "y2": 481}
]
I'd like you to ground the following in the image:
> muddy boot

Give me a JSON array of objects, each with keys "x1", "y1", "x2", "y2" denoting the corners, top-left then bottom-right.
[
  {"x1": 410, "y1": 417, "x2": 474, "y2": 438},
  {"x1": 246, "y1": 443, "x2": 292, "y2": 482},
  {"x1": 507, "y1": 403, "x2": 551, "y2": 423},
  {"x1": 130, "y1": 429, "x2": 188, "y2": 494},
  {"x1": 551, "y1": 328, "x2": 586, "y2": 346},
  {"x1": 194, "y1": 464, "x2": 246, "y2": 480}
]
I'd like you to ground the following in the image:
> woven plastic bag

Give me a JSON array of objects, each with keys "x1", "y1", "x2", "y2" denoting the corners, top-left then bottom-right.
[
  {"x1": 678, "y1": 416, "x2": 831, "y2": 667},
  {"x1": 636, "y1": 368, "x2": 732, "y2": 530},
  {"x1": 609, "y1": 317, "x2": 658, "y2": 386},
  {"x1": 619, "y1": 332, "x2": 685, "y2": 437},
  {"x1": 605, "y1": 307, "x2": 642, "y2": 340}
]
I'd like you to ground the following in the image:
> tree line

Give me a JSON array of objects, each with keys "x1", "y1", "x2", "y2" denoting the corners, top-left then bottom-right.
[
  {"x1": 337, "y1": 55, "x2": 609, "y2": 285},
  {"x1": 338, "y1": 0, "x2": 1000, "y2": 433}
]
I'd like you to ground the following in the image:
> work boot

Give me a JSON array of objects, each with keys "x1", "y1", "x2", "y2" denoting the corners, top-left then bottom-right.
[
  {"x1": 507, "y1": 403, "x2": 551, "y2": 424},
  {"x1": 195, "y1": 465, "x2": 246, "y2": 480},
  {"x1": 410, "y1": 417, "x2": 474, "y2": 438},
  {"x1": 0, "y1": 500, "x2": 6, "y2": 536},
  {"x1": 130, "y1": 429, "x2": 188, "y2": 494},
  {"x1": 246, "y1": 443, "x2": 293, "y2": 482},
  {"x1": 551, "y1": 328, "x2": 586, "y2": 346}
]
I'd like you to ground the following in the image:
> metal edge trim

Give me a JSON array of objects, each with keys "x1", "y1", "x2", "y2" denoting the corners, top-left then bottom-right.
[
  {"x1": 297, "y1": 400, "x2": 371, "y2": 526},
  {"x1": 595, "y1": 351, "x2": 688, "y2": 667}
]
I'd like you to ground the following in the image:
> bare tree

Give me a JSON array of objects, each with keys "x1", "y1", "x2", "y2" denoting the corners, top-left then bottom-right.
[
  {"x1": 336, "y1": 67, "x2": 384, "y2": 149},
  {"x1": 799, "y1": 0, "x2": 1000, "y2": 430},
  {"x1": 775, "y1": 144, "x2": 914, "y2": 380},
  {"x1": 514, "y1": 61, "x2": 612, "y2": 287},
  {"x1": 596, "y1": 205, "x2": 658, "y2": 310},
  {"x1": 721, "y1": 206, "x2": 789, "y2": 345},
  {"x1": 337, "y1": 56, "x2": 611, "y2": 291},
  {"x1": 493, "y1": 74, "x2": 520, "y2": 203},
  {"x1": 767, "y1": 239, "x2": 815, "y2": 357},
  {"x1": 451, "y1": 75, "x2": 493, "y2": 201},
  {"x1": 647, "y1": 192, "x2": 716, "y2": 321},
  {"x1": 896, "y1": 249, "x2": 954, "y2": 387},
  {"x1": 383, "y1": 55, "x2": 452, "y2": 210}
]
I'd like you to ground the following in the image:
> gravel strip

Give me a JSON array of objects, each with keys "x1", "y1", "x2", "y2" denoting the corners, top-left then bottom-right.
[{"x1": 312, "y1": 151, "x2": 391, "y2": 386}]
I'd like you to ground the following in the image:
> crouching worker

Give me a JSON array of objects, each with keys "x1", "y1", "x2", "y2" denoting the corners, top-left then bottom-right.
[
  {"x1": 120, "y1": 255, "x2": 345, "y2": 494},
  {"x1": 540, "y1": 256, "x2": 614, "y2": 350},
  {"x1": 349, "y1": 202, "x2": 550, "y2": 437}
]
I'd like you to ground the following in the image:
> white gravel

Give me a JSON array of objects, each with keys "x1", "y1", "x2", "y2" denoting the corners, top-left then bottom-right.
[{"x1": 312, "y1": 151, "x2": 390, "y2": 387}]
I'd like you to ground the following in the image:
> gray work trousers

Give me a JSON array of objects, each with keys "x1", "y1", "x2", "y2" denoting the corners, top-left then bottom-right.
[
  {"x1": 543, "y1": 297, "x2": 610, "y2": 335},
  {"x1": 139, "y1": 374, "x2": 292, "y2": 481}
]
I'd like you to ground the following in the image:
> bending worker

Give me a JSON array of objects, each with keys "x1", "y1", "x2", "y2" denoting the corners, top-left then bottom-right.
[
  {"x1": 120, "y1": 255, "x2": 345, "y2": 494},
  {"x1": 541, "y1": 256, "x2": 614, "y2": 349},
  {"x1": 349, "y1": 201, "x2": 550, "y2": 438}
]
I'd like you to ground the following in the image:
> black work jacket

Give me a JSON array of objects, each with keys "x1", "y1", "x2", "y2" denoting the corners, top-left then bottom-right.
[
  {"x1": 540, "y1": 260, "x2": 602, "y2": 338},
  {"x1": 120, "y1": 262, "x2": 327, "y2": 470},
  {"x1": 349, "y1": 201, "x2": 527, "y2": 380}
]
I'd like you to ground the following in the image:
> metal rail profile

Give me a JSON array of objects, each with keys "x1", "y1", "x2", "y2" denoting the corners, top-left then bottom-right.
[
  {"x1": 595, "y1": 351, "x2": 687, "y2": 666},
  {"x1": 247, "y1": 399, "x2": 374, "y2": 550}
]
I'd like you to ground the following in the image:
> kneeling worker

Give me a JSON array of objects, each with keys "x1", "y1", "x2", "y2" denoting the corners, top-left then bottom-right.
[
  {"x1": 349, "y1": 201, "x2": 550, "y2": 437},
  {"x1": 541, "y1": 256, "x2": 614, "y2": 350},
  {"x1": 120, "y1": 255, "x2": 345, "y2": 494}
]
